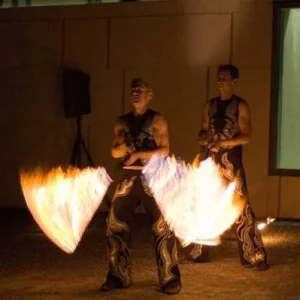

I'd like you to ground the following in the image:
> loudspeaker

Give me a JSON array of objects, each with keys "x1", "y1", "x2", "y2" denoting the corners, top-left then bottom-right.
[{"x1": 62, "y1": 68, "x2": 91, "y2": 118}]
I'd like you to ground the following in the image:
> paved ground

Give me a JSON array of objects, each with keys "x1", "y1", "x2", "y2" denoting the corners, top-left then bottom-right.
[{"x1": 1, "y1": 209, "x2": 300, "y2": 300}]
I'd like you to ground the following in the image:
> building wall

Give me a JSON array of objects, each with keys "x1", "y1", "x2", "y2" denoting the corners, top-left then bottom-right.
[{"x1": 0, "y1": 0, "x2": 298, "y2": 218}]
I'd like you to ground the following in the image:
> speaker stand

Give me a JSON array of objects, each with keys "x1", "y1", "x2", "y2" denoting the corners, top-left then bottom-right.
[
  {"x1": 70, "y1": 115, "x2": 111, "y2": 210},
  {"x1": 71, "y1": 115, "x2": 95, "y2": 168}
]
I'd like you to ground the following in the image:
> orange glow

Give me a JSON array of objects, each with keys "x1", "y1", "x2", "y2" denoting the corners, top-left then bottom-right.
[
  {"x1": 20, "y1": 166, "x2": 111, "y2": 254},
  {"x1": 257, "y1": 217, "x2": 276, "y2": 230}
]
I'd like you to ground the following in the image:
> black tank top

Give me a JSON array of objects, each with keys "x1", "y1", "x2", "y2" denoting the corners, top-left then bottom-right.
[
  {"x1": 119, "y1": 108, "x2": 159, "y2": 167},
  {"x1": 207, "y1": 95, "x2": 244, "y2": 157}
]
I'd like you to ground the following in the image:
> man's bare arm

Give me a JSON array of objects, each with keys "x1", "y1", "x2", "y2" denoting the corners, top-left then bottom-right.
[
  {"x1": 136, "y1": 114, "x2": 170, "y2": 160},
  {"x1": 221, "y1": 100, "x2": 251, "y2": 148},
  {"x1": 111, "y1": 119, "x2": 133, "y2": 158}
]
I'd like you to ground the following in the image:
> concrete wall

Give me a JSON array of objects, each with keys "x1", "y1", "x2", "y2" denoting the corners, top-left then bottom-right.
[{"x1": 0, "y1": 0, "x2": 298, "y2": 218}]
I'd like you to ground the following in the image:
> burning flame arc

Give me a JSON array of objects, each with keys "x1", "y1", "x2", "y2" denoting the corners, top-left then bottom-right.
[
  {"x1": 143, "y1": 155, "x2": 245, "y2": 247},
  {"x1": 20, "y1": 166, "x2": 112, "y2": 254}
]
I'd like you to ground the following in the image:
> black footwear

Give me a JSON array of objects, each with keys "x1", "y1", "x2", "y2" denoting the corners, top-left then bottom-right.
[
  {"x1": 100, "y1": 276, "x2": 127, "y2": 292},
  {"x1": 193, "y1": 249, "x2": 210, "y2": 263},
  {"x1": 254, "y1": 261, "x2": 270, "y2": 271},
  {"x1": 162, "y1": 279, "x2": 182, "y2": 295},
  {"x1": 191, "y1": 245, "x2": 210, "y2": 263}
]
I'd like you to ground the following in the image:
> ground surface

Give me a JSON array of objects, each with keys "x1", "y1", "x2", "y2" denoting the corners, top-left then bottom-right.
[{"x1": 1, "y1": 209, "x2": 300, "y2": 300}]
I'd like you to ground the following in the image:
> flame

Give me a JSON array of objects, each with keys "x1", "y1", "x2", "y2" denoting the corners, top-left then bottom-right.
[
  {"x1": 257, "y1": 217, "x2": 276, "y2": 230},
  {"x1": 143, "y1": 155, "x2": 245, "y2": 247},
  {"x1": 20, "y1": 166, "x2": 112, "y2": 254}
]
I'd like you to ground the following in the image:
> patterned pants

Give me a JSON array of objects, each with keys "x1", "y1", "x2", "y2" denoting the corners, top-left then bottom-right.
[
  {"x1": 104, "y1": 169, "x2": 180, "y2": 287},
  {"x1": 192, "y1": 150, "x2": 267, "y2": 266}
]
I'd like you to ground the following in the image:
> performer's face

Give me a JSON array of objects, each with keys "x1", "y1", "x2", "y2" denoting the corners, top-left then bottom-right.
[
  {"x1": 217, "y1": 70, "x2": 236, "y2": 95},
  {"x1": 129, "y1": 83, "x2": 152, "y2": 109}
]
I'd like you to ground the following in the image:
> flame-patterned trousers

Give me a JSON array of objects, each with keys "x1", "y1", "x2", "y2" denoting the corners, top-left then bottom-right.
[
  {"x1": 104, "y1": 169, "x2": 180, "y2": 287},
  {"x1": 192, "y1": 149, "x2": 267, "y2": 266}
]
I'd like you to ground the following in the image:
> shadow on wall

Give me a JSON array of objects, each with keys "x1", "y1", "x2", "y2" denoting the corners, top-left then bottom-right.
[{"x1": 0, "y1": 63, "x2": 76, "y2": 207}]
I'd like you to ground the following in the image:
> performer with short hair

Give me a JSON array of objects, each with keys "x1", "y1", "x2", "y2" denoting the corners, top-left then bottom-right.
[
  {"x1": 191, "y1": 64, "x2": 269, "y2": 271},
  {"x1": 100, "y1": 78, "x2": 181, "y2": 294}
]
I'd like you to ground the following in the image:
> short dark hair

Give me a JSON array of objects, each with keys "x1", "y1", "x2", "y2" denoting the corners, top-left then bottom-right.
[
  {"x1": 130, "y1": 77, "x2": 153, "y2": 98},
  {"x1": 218, "y1": 64, "x2": 239, "y2": 80},
  {"x1": 131, "y1": 78, "x2": 152, "y2": 91}
]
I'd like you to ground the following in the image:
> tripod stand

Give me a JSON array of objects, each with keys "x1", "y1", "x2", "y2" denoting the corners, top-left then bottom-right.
[
  {"x1": 70, "y1": 115, "x2": 95, "y2": 168},
  {"x1": 70, "y1": 114, "x2": 111, "y2": 209}
]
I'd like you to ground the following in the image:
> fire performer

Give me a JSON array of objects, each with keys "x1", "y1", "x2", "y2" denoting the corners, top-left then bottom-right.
[
  {"x1": 100, "y1": 78, "x2": 181, "y2": 294},
  {"x1": 191, "y1": 64, "x2": 269, "y2": 271}
]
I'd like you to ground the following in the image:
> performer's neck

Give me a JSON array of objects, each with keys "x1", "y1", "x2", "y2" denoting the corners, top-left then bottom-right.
[
  {"x1": 133, "y1": 107, "x2": 148, "y2": 116},
  {"x1": 220, "y1": 92, "x2": 234, "y2": 101}
]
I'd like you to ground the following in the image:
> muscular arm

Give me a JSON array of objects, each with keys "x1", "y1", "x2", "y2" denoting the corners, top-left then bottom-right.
[
  {"x1": 221, "y1": 100, "x2": 252, "y2": 148},
  {"x1": 111, "y1": 118, "x2": 133, "y2": 159},
  {"x1": 198, "y1": 101, "x2": 210, "y2": 145},
  {"x1": 136, "y1": 114, "x2": 170, "y2": 160}
]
